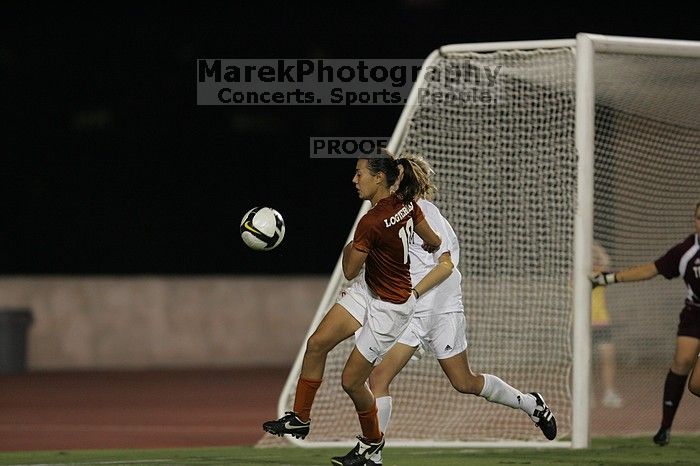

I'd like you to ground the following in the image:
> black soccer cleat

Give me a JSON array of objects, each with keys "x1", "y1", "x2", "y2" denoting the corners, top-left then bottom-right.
[
  {"x1": 331, "y1": 435, "x2": 385, "y2": 466},
  {"x1": 530, "y1": 392, "x2": 557, "y2": 440},
  {"x1": 262, "y1": 411, "x2": 310, "y2": 439},
  {"x1": 366, "y1": 444, "x2": 383, "y2": 465},
  {"x1": 366, "y1": 451, "x2": 382, "y2": 466},
  {"x1": 653, "y1": 426, "x2": 670, "y2": 446}
]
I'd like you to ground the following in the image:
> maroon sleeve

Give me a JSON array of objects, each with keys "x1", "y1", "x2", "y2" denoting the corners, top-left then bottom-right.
[
  {"x1": 411, "y1": 200, "x2": 425, "y2": 225},
  {"x1": 353, "y1": 213, "x2": 377, "y2": 254},
  {"x1": 654, "y1": 235, "x2": 694, "y2": 279}
]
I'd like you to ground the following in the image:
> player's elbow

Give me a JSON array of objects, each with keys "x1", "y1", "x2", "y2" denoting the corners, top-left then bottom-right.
[
  {"x1": 440, "y1": 259, "x2": 454, "y2": 271},
  {"x1": 436, "y1": 252, "x2": 453, "y2": 270},
  {"x1": 343, "y1": 265, "x2": 359, "y2": 281},
  {"x1": 428, "y1": 234, "x2": 442, "y2": 248}
]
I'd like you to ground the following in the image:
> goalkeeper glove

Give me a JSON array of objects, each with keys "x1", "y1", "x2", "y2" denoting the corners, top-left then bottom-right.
[{"x1": 590, "y1": 272, "x2": 617, "y2": 288}]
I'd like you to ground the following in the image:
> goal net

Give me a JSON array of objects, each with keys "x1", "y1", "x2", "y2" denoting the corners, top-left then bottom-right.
[
  {"x1": 588, "y1": 42, "x2": 700, "y2": 438},
  {"x1": 268, "y1": 35, "x2": 700, "y2": 448}
]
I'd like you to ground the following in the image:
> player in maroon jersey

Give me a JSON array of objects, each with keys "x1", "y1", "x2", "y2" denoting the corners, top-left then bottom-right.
[
  {"x1": 591, "y1": 201, "x2": 700, "y2": 446},
  {"x1": 264, "y1": 156, "x2": 441, "y2": 465}
]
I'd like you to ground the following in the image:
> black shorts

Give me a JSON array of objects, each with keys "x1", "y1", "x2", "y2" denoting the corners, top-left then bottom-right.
[{"x1": 677, "y1": 302, "x2": 700, "y2": 339}]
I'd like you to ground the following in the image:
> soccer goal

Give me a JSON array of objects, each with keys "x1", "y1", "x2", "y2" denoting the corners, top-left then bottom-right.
[{"x1": 274, "y1": 34, "x2": 700, "y2": 449}]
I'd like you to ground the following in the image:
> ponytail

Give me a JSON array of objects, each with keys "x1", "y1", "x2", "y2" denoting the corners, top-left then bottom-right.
[
  {"x1": 394, "y1": 153, "x2": 437, "y2": 201},
  {"x1": 370, "y1": 149, "x2": 437, "y2": 201}
]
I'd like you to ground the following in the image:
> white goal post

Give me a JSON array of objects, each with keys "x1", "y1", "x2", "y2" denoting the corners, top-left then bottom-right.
[{"x1": 272, "y1": 34, "x2": 700, "y2": 450}]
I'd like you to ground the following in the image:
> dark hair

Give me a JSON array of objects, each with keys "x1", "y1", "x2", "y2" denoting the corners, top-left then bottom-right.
[
  {"x1": 363, "y1": 151, "x2": 437, "y2": 201},
  {"x1": 364, "y1": 157, "x2": 401, "y2": 188}
]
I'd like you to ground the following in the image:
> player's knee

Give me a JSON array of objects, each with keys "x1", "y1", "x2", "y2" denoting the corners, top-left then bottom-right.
[
  {"x1": 306, "y1": 332, "x2": 337, "y2": 353},
  {"x1": 368, "y1": 373, "x2": 391, "y2": 396},
  {"x1": 689, "y1": 375, "x2": 700, "y2": 397},
  {"x1": 671, "y1": 356, "x2": 695, "y2": 374},
  {"x1": 690, "y1": 382, "x2": 700, "y2": 397},
  {"x1": 306, "y1": 334, "x2": 328, "y2": 353},
  {"x1": 369, "y1": 366, "x2": 390, "y2": 386},
  {"x1": 341, "y1": 375, "x2": 362, "y2": 395}
]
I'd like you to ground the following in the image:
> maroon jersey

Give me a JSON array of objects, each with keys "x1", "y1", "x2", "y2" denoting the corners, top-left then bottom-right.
[
  {"x1": 654, "y1": 233, "x2": 700, "y2": 305},
  {"x1": 353, "y1": 194, "x2": 425, "y2": 304}
]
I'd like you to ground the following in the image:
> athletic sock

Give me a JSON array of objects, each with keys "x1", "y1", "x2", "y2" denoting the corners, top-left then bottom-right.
[
  {"x1": 480, "y1": 374, "x2": 536, "y2": 415},
  {"x1": 293, "y1": 377, "x2": 322, "y2": 422},
  {"x1": 376, "y1": 395, "x2": 393, "y2": 434},
  {"x1": 357, "y1": 402, "x2": 382, "y2": 443},
  {"x1": 661, "y1": 370, "x2": 688, "y2": 429}
]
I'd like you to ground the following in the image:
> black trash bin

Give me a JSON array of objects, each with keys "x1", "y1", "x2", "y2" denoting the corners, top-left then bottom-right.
[{"x1": 0, "y1": 309, "x2": 33, "y2": 374}]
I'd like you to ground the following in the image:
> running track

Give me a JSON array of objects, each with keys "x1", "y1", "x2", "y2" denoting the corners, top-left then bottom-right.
[{"x1": 1, "y1": 367, "x2": 699, "y2": 451}]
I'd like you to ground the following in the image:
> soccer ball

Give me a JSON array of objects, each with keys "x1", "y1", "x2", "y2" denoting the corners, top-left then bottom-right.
[{"x1": 240, "y1": 207, "x2": 285, "y2": 251}]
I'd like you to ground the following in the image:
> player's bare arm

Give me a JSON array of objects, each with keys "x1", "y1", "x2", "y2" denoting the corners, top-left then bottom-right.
[
  {"x1": 615, "y1": 262, "x2": 659, "y2": 282},
  {"x1": 413, "y1": 218, "x2": 441, "y2": 253},
  {"x1": 412, "y1": 252, "x2": 454, "y2": 298},
  {"x1": 342, "y1": 241, "x2": 368, "y2": 280},
  {"x1": 591, "y1": 262, "x2": 659, "y2": 287}
]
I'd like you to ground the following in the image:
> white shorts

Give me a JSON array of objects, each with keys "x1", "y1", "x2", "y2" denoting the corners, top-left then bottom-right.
[
  {"x1": 337, "y1": 279, "x2": 416, "y2": 365},
  {"x1": 415, "y1": 269, "x2": 463, "y2": 316},
  {"x1": 399, "y1": 269, "x2": 467, "y2": 359},
  {"x1": 398, "y1": 312, "x2": 468, "y2": 359}
]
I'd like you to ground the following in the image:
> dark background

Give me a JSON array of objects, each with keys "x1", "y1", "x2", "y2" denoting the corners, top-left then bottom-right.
[{"x1": 2, "y1": 1, "x2": 697, "y2": 274}]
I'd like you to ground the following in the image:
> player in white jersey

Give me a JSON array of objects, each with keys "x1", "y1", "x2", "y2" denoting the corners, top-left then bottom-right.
[
  {"x1": 363, "y1": 154, "x2": 556, "y2": 465},
  {"x1": 399, "y1": 198, "x2": 467, "y2": 360}
]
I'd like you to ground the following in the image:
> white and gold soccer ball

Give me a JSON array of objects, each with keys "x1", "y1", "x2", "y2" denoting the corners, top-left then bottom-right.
[{"x1": 240, "y1": 207, "x2": 285, "y2": 251}]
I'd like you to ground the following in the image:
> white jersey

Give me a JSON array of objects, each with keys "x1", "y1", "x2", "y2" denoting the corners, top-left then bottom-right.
[{"x1": 409, "y1": 199, "x2": 463, "y2": 316}]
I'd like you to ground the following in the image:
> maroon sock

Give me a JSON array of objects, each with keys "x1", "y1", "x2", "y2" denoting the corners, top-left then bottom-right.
[
  {"x1": 661, "y1": 370, "x2": 688, "y2": 429},
  {"x1": 357, "y1": 403, "x2": 382, "y2": 443},
  {"x1": 293, "y1": 377, "x2": 322, "y2": 422}
]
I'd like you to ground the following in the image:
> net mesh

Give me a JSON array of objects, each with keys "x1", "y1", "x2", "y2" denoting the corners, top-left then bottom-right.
[
  {"x1": 388, "y1": 48, "x2": 576, "y2": 441},
  {"x1": 273, "y1": 47, "x2": 577, "y2": 444},
  {"x1": 591, "y1": 52, "x2": 700, "y2": 433},
  {"x1": 265, "y1": 43, "x2": 700, "y2": 447}
]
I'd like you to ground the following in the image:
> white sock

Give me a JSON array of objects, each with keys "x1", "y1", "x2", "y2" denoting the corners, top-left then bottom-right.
[
  {"x1": 370, "y1": 396, "x2": 391, "y2": 463},
  {"x1": 376, "y1": 395, "x2": 392, "y2": 434},
  {"x1": 479, "y1": 374, "x2": 536, "y2": 415}
]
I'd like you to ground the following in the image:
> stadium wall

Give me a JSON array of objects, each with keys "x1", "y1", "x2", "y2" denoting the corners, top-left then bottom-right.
[{"x1": 0, "y1": 277, "x2": 324, "y2": 370}]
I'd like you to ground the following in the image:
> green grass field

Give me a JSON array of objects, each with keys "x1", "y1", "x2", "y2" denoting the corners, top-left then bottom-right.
[{"x1": 1, "y1": 436, "x2": 699, "y2": 466}]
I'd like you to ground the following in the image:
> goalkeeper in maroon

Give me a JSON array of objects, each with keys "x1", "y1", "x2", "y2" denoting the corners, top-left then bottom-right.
[{"x1": 591, "y1": 201, "x2": 700, "y2": 446}]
